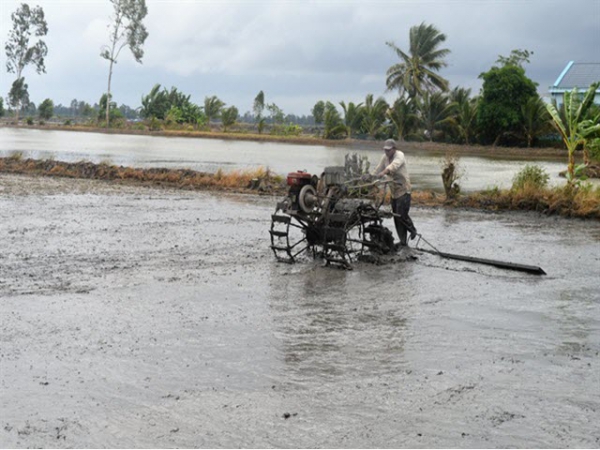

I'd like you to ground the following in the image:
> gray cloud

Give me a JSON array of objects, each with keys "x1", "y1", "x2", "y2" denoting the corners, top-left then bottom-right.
[{"x1": 1, "y1": 0, "x2": 598, "y2": 115}]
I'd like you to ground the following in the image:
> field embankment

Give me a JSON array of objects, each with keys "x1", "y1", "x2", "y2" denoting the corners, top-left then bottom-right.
[{"x1": 1, "y1": 156, "x2": 598, "y2": 219}]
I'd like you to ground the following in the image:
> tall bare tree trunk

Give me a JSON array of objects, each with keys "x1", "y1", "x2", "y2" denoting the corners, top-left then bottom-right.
[{"x1": 106, "y1": 60, "x2": 113, "y2": 128}]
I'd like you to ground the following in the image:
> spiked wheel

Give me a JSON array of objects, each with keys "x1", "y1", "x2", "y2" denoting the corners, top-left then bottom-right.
[{"x1": 270, "y1": 211, "x2": 318, "y2": 263}]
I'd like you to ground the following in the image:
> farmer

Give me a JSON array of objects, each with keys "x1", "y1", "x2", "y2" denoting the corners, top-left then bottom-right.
[{"x1": 372, "y1": 138, "x2": 418, "y2": 247}]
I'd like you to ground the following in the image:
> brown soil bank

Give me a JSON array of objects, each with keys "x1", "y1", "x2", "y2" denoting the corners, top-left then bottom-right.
[{"x1": 1, "y1": 156, "x2": 598, "y2": 219}]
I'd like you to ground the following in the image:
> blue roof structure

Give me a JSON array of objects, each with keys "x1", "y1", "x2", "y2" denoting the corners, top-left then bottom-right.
[{"x1": 550, "y1": 61, "x2": 600, "y2": 92}]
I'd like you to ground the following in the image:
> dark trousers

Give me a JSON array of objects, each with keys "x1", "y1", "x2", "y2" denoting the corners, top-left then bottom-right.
[{"x1": 391, "y1": 193, "x2": 416, "y2": 245}]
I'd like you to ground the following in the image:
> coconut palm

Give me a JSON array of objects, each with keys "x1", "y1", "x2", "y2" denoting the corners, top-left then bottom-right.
[
  {"x1": 361, "y1": 94, "x2": 389, "y2": 139},
  {"x1": 386, "y1": 96, "x2": 418, "y2": 141},
  {"x1": 204, "y1": 95, "x2": 225, "y2": 125},
  {"x1": 449, "y1": 87, "x2": 478, "y2": 145},
  {"x1": 339, "y1": 101, "x2": 364, "y2": 139},
  {"x1": 417, "y1": 91, "x2": 456, "y2": 142},
  {"x1": 323, "y1": 102, "x2": 346, "y2": 139},
  {"x1": 386, "y1": 22, "x2": 451, "y2": 100}
]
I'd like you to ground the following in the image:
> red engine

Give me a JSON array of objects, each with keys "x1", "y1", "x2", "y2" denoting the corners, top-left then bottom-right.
[{"x1": 286, "y1": 170, "x2": 312, "y2": 186}]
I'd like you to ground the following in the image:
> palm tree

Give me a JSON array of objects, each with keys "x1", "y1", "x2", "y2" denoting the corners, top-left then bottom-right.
[
  {"x1": 339, "y1": 101, "x2": 364, "y2": 139},
  {"x1": 417, "y1": 91, "x2": 456, "y2": 142},
  {"x1": 386, "y1": 96, "x2": 418, "y2": 141},
  {"x1": 521, "y1": 96, "x2": 550, "y2": 148},
  {"x1": 140, "y1": 83, "x2": 160, "y2": 118},
  {"x1": 323, "y1": 102, "x2": 346, "y2": 139},
  {"x1": 545, "y1": 82, "x2": 600, "y2": 182},
  {"x1": 449, "y1": 87, "x2": 478, "y2": 145},
  {"x1": 204, "y1": 95, "x2": 224, "y2": 126},
  {"x1": 386, "y1": 22, "x2": 451, "y2": 100},
  {"x1": 361, "y1": 94, "x2": 389, "y2": 139}
]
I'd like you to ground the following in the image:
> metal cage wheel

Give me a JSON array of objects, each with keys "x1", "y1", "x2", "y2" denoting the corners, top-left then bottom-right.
[{"x1": 270, "y1": 210, "x2": 317, "y2": 263}]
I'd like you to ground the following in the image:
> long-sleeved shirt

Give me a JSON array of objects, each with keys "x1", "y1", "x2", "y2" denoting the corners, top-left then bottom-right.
[{"x1": 374, "y1": 150, "x2": 411, "y2": 198}]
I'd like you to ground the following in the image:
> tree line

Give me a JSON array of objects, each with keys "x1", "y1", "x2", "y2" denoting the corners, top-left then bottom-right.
[{"x1": 3, "y1": 3, "x2": 599, "y2": 156}]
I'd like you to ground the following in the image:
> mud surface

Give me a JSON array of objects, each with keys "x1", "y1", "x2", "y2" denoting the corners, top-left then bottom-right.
[{"x1": 1, "y1": 174, "x2": 599, "y2": 448}]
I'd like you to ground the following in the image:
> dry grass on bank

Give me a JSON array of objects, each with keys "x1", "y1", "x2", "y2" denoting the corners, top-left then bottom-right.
[
  {"x1": 0, "y1": 155, "x2": 285, "y2": 194},
  {"x1": 452, "y1": 183, "x2": 600, "y2": 219},
  {"x1": 1, "y1": 155, "x2": 598, "y2": 219}
]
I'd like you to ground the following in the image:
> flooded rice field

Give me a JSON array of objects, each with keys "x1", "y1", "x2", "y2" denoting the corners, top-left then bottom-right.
[
  {"x1": 1, "y1": 174, "x2": 599, "y2": 448},
  {"x1": 0, "y1": 127, "x2": 573, "y2": 192}
]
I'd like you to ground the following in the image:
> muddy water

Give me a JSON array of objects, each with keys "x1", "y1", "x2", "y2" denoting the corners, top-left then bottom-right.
[
  {"x1": 1, "y1": 174, "x2": 599, "y2": 448},
  {"x1": 0, "y1": 127, "x2": 572, "y2": 192}
]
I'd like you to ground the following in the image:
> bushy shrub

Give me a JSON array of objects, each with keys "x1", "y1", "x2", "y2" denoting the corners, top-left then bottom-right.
[
  {"x1": 131, "y1": 121, "x2": 146, "y2": 131},
  {"x1": 270, "y1": 123, "x2": 303, "y2": 136},
  {"x1": 26, "y1": 116, "x2": 34, "y2": 125},
  {"x1": 148, "y1": 117, "x2": 162, "y2": 131},
  {"x1": 587, "y1": 138, "x2": 600, "y2": 163},
  {"x1": 512, "y1": 164, "x2": 549, "y2": 190}
]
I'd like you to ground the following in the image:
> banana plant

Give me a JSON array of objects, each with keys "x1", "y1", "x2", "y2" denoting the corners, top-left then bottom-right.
[
  {"x1": 579, "y1": 112, "x2": 600, "y2": 165},
  {"x1": 545, "y1": 82, "x2": 599, "y2": 183}
]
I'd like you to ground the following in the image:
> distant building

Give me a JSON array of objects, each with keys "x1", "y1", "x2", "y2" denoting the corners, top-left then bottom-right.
[{"x1": 549, "y1": 61, "x2": 600, "y2": 105}]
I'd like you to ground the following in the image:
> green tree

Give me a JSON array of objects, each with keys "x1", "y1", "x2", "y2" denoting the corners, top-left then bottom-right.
[
  {"x1": 165, "y1": 106, "x2": 183, "y2": 125},
  {"x1": 385, "y1": 22, "x2": 450, "y2": 99},
  {"x1": 253, "y1": 90, "x2": 266, "y2": 134},
  {"x1": 221, "y1": 105, "x2": 238, "y2": 132},
  {"x1": 5, "y1": 3, "x2": 48, "y2": 123},
  {"x1": 496, "y1": 49, "x2": 533, "y2": 69},
  {"x1": 476, "y1": 65, "x2": 538, "y2": 145},
  {"x1": 100, "y1": 0, "x2": 148, "y2": 127},
  {"x1": 38, "y1": 97, "x2": 53, "y2": 120},
  {"x1": 267, "y1": 103, "x2": 284, "y2": 125},
  {"x1": 140, "y1": 84, "x2": 169, "y2": 119},
  {"x1": 580, "y1": 111, "x2": 600, "y2": 165},
  {"x1": 545, "y1": 82, "x2": 600, "y2": 182},
  {"x1": 361, "y1": 94, "x2": 389, "y2": 139},
  {"x1": 8, "y1": 77, "x2": 30, "y2": 116},
  {"x1": 449, "y1": 87, "x2": 478, "y2": 145},
  {"x1": 417, "y1": 91, "x2": 456, "y2": 142},
  {"x1": 311, "y1": 100, "x2": 325, "y2": 125},
  {"x1": 140, "y1": 84, "x2": 202, "y2": 126},
  {"x1": 204, "y1": 95, "x2": 224, "y2": 125},
  {"x1": 180, "y1": 102, "x2": 204, "y2": 127},
  {"x1": 323, "y1": 102, "x2": 346, "y2": 139},
  {"x1": 97, "y1": 93, "x2": 123, "y2": 124},
  {"x1": 81, "y1": 102, "x2": 94, "y2": 118},
  {"x1": 339, "y1": 101, "x2": 364, "y2": 139},
  {"x1": 386, "y1": 96, "x2": 418, "y2": 141},
  {"x1": 0, "y1": 97, "x2": 4, "y2": 117},
  {"x1": 521, "y1": 96, "x2": 550, "y2": 148}
]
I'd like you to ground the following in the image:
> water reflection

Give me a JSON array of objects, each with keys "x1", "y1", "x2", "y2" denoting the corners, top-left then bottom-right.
[
  {"x1": 1, "y1": 128, "x2": 580, "y2": 192},
  {"x1": 267, "y1": 262, "x2": 412, "y2": 386}
]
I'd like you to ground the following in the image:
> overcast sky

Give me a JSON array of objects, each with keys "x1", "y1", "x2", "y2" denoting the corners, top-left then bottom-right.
[{"x1": 1, "y1": 0, "x2": 599, "y2": 116}]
